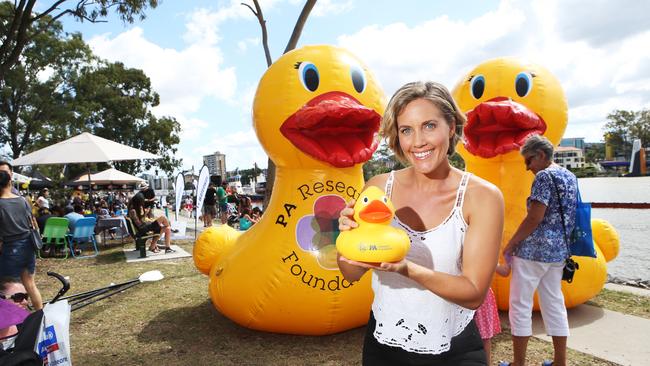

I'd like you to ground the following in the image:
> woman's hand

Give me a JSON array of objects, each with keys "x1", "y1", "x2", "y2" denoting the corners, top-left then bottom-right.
[
  {"x1": 339, "y1": 255, "x2": 410, "y2": 276},
  {"x1": 503, "y1": 241, "x2": 516, "y2": 257},
  {"x1": 338, "y1": 199, "x2": 357, "y2": 231}
]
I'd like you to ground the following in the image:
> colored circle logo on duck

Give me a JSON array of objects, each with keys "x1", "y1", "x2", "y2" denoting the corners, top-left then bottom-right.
[{"x1": 295, "y1": 195, "x2": 347, "y2": 270}]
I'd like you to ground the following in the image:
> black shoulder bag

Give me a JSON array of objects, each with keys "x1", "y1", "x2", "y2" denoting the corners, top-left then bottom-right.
[{"x1": 549, "y1": 173, "x2": 579, "y2": 283}]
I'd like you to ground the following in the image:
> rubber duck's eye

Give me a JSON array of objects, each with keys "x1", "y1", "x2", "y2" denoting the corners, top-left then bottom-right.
[
  {"x1": 470, "y1": 75, "x2": 485, "y2": 99},
  {"x1": 350, "y1": 65, "x2": 366, "y2": 93},
  {"x1": 362, "y1": 196, "x2": 369, "y2": 204},
  {"x1": 515, "y1": 72, "x2": 533, "y2": 97},
  {"x1": 382, "y1": 196, "x2": 388, "y2": 204},
  {"x1": 298, "y1": 62, "x2": 319, "y2": 92}
]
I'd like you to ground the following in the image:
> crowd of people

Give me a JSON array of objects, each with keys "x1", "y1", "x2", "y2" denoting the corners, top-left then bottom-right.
[{"x1": 196, "y1": 181, "x2": 263, "y2": 230}]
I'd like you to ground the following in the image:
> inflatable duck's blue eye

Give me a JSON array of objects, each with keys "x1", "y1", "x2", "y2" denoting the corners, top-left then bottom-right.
[
  {"x1": 470, "y1": 75, "x2": 485, "y2": 99},
  {"x1": 350, "y1": 65, "x2": 366, "y2": 93},
  {"x1": 298, "y1": 62, "x2": 319, "y2": 92},
  {"x1": 515, "y1": 72, "x2": 533, "y2": 97},
  {"x1": 382, "y1": 196, "x2": 388, "y2": 204},
  {"x1": 362, "y1": 196, "x2": 369, "y2": 204}
]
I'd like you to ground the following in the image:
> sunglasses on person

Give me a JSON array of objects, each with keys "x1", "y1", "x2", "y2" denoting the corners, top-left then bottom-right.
[
  {"x1": 0, "y1": 292, "x2": 29, "y2": 303},
  {"x1": 524, "y1": 154, "x2": 538, "y2": 166}
]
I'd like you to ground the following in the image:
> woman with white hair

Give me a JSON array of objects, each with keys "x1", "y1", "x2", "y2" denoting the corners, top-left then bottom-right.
[{"x1": 502, "y1": 134, "x2": 578, "y2": 366}]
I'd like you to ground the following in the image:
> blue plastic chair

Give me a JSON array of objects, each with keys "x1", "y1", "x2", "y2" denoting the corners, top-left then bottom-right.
[
  {"x1": 84, "y1": 213, "x2": 98, "y2": 220},
  {"x1": 67, "y1": 217, "x2": 98, "y2": 258}
]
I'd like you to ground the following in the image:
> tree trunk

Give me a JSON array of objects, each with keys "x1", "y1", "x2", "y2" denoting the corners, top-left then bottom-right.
[{"x1": 247, "y1": 0, "x2": 317, "y2": 208}]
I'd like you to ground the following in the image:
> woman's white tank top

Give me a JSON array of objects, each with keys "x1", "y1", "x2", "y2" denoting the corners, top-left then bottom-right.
[{"x1": 371, "y1": 171, "x2": 475, "y2": 354}]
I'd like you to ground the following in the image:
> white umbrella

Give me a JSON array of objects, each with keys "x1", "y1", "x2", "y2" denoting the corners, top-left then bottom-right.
[
  {"x1": 12, "y1": 132, "x2": 160, "y2": 165},
  {"x1": 12, "y1": 132, "x2": 160, "y2": 197},
  {"x1": 71, "y1": 168, "x2": 145, "y2": 186}
]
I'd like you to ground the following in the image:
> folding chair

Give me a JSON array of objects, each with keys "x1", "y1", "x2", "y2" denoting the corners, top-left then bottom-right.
[
  {"x1": 67, "y1": 217, "x2": 99, "y2": 258},
  {"x1": 41, "y1": 217, "x2": 70, "y2": 259},
  {"x1": 124, "y1": 217, "x2": 157, "y2": 258}
]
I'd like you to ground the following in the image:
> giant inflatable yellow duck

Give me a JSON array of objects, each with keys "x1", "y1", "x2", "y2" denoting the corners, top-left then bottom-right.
[
  {"x1": 451, "y1": 58, "x2": 620, "y2": 310},
  {"x1": 336, "y1": 186, "x2": 410, "y2": 263},
  {"x1": 193, "y1": 45, "x2": 385, "y2": 335}
]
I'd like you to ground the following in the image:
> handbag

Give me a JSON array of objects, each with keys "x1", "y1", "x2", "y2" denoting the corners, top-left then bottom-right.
[
  {"x1": 549, "y1": 173, "x2": 596, "y2": 258},
  {"x1": 570, "y1": 190, "x2": 596, "y2": 257},
  {"x1": 23, "y1": 199, "x2": 43, "y2": 251},
  {"x1": 549, "y1": 172, "x2": 580, "y2": 283}
]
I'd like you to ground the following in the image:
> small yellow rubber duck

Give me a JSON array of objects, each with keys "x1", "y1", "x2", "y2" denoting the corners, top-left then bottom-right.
[{"x1": 336, "y1": 186, "x2": 410, "y2": 263}]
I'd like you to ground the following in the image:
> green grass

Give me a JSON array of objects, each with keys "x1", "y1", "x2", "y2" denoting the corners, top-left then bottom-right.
[
  {"x1": 587, "y1": 288, "x2": 650, "y2": 319},
  {"x1": 32, "y1": 238, "x2": 630, "y2": 365}
]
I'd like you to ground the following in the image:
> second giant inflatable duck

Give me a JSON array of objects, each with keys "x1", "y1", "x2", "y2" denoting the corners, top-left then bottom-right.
[
  {"x1": 193, "y1": 45, "x2": 385, "y2": 335},
  {"x1": 451, "y1": 58, "x2": 619, "y2": 310}
]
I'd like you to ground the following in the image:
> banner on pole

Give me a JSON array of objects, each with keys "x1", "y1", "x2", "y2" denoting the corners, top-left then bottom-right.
[
  {"x1": 195, "y1": 165, "x2": 210, "y2": 216},
  {"x1": 175, "y1": 173, "x2": 184, "y2": 218}
]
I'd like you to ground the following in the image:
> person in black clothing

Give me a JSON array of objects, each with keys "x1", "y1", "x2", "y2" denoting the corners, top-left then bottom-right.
[
  {"x1": 202, "y1": 183, "x2": 217, "y2": 227},
  {"x1": 128, "y1": 193, "x2": 174, "y2": 254},
  {"x1": 36, "y1": 205, "x2": 63, "y2": 235}
]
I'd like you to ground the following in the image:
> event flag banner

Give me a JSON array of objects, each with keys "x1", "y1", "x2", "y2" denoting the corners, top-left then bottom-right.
[
  {"x1": 195, "y1": 165, "x2": 210, "y2": 216},
  {"x1": 175, "y1": 173, "x2": 184, "y2": 218}
]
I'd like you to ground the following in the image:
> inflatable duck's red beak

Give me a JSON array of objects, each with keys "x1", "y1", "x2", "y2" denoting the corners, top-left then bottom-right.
[
  {"x1": 359, "y1": 200, "x2": 392, "y2": 223},
  {"x1": 280, "y1": 91, "x2": 381, "y2": 167},
  {"x1": 464, "y1": 97, "x2": 546, "y2": 158}
]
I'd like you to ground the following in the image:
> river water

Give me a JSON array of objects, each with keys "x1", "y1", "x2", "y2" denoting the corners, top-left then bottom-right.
[{"x1": 579, "y1": 177, "x2": 649, "y2": 281}]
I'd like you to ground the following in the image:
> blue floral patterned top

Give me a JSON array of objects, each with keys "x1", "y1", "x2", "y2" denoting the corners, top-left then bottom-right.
[{"x1": 515, "y1": 165, "x2": 578, "y2": 263}]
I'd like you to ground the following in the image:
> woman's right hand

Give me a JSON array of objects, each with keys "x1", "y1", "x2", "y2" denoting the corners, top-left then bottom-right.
[{"x1": 338, "y1": 199, "x2": 358, "y2": 231}]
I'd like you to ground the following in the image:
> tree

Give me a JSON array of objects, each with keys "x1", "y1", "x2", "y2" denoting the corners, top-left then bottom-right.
[
  {"x1": 69, "y1": 61, "x2": 181, "y2": 176},
  {"x1": 362, "y1": 143, "x2": 403, "y2": 181},
  {"x1": 0, "y1": 2, "x2": 94, "y2": 159},
  {"x1": 584, "y1": 142, "x2": 605, "y2": 163},
  {"x1": 0, "y1": 0, "x2": 158, "y2": 83},
  {"x1": 244, "y1": 0, "x2": 317, "y2": 206},
  {"x1": 603, "y1": 109, "x2": 650, "y2": 158}
]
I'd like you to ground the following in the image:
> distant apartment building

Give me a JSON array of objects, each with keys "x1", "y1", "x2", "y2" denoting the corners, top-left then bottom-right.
[
  {"x1": 560, "y1": 137, "x2": 585, "y2": 150},
  {"x1": 203, "y1": 151, "x2": 226, "y2": 178},
  {"x1": 554, "y1": 146, "x2": 585, "y2": 169},
  {"x1": 140, "y1": 172, "x2": 173, "y2": 195}
]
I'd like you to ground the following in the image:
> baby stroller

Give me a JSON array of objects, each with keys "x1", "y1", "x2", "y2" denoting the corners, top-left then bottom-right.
[
  {"x1": 0, "y1": 271, "x2": 163, "y2": 365},
  {"x1": 0, "y1": 272, "x2": 70, "y2": 365}
]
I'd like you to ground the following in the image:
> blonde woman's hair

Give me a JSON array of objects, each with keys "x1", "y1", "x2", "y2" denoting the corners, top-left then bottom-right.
[{"x1": 380, "y1": 81, "x2": 466, "y2": 165}]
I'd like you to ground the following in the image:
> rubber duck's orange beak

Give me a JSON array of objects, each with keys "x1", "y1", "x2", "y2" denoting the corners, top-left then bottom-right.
[
  {"x1": 359, "y1": 200, "x2": 392, "y2": 223},
  {"x1": 464, "y1": 97, "x2": 546, "y2": 158}
]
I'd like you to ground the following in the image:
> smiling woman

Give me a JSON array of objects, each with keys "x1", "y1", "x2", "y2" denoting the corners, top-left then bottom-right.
[{"x1": 337, "y1": 81, "x2": 504, "y2": 365}]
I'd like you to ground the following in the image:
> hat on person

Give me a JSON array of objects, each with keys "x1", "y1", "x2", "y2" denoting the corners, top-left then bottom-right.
[{"x1": 138, "y1": 182, "x2": 150, "y2": 190}]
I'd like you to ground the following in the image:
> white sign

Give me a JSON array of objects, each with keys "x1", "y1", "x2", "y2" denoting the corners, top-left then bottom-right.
[
  {"x1": 174, "y1": 173, "x2": 184, "y2": 218},
  {"x1": 195, "y1": 165, "x2": 210, "y2": 216}
]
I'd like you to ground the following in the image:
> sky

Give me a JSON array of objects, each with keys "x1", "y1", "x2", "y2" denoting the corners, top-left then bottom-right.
[{"x1": 54, "y1": 0, "x2": 650, "y2": 173}]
